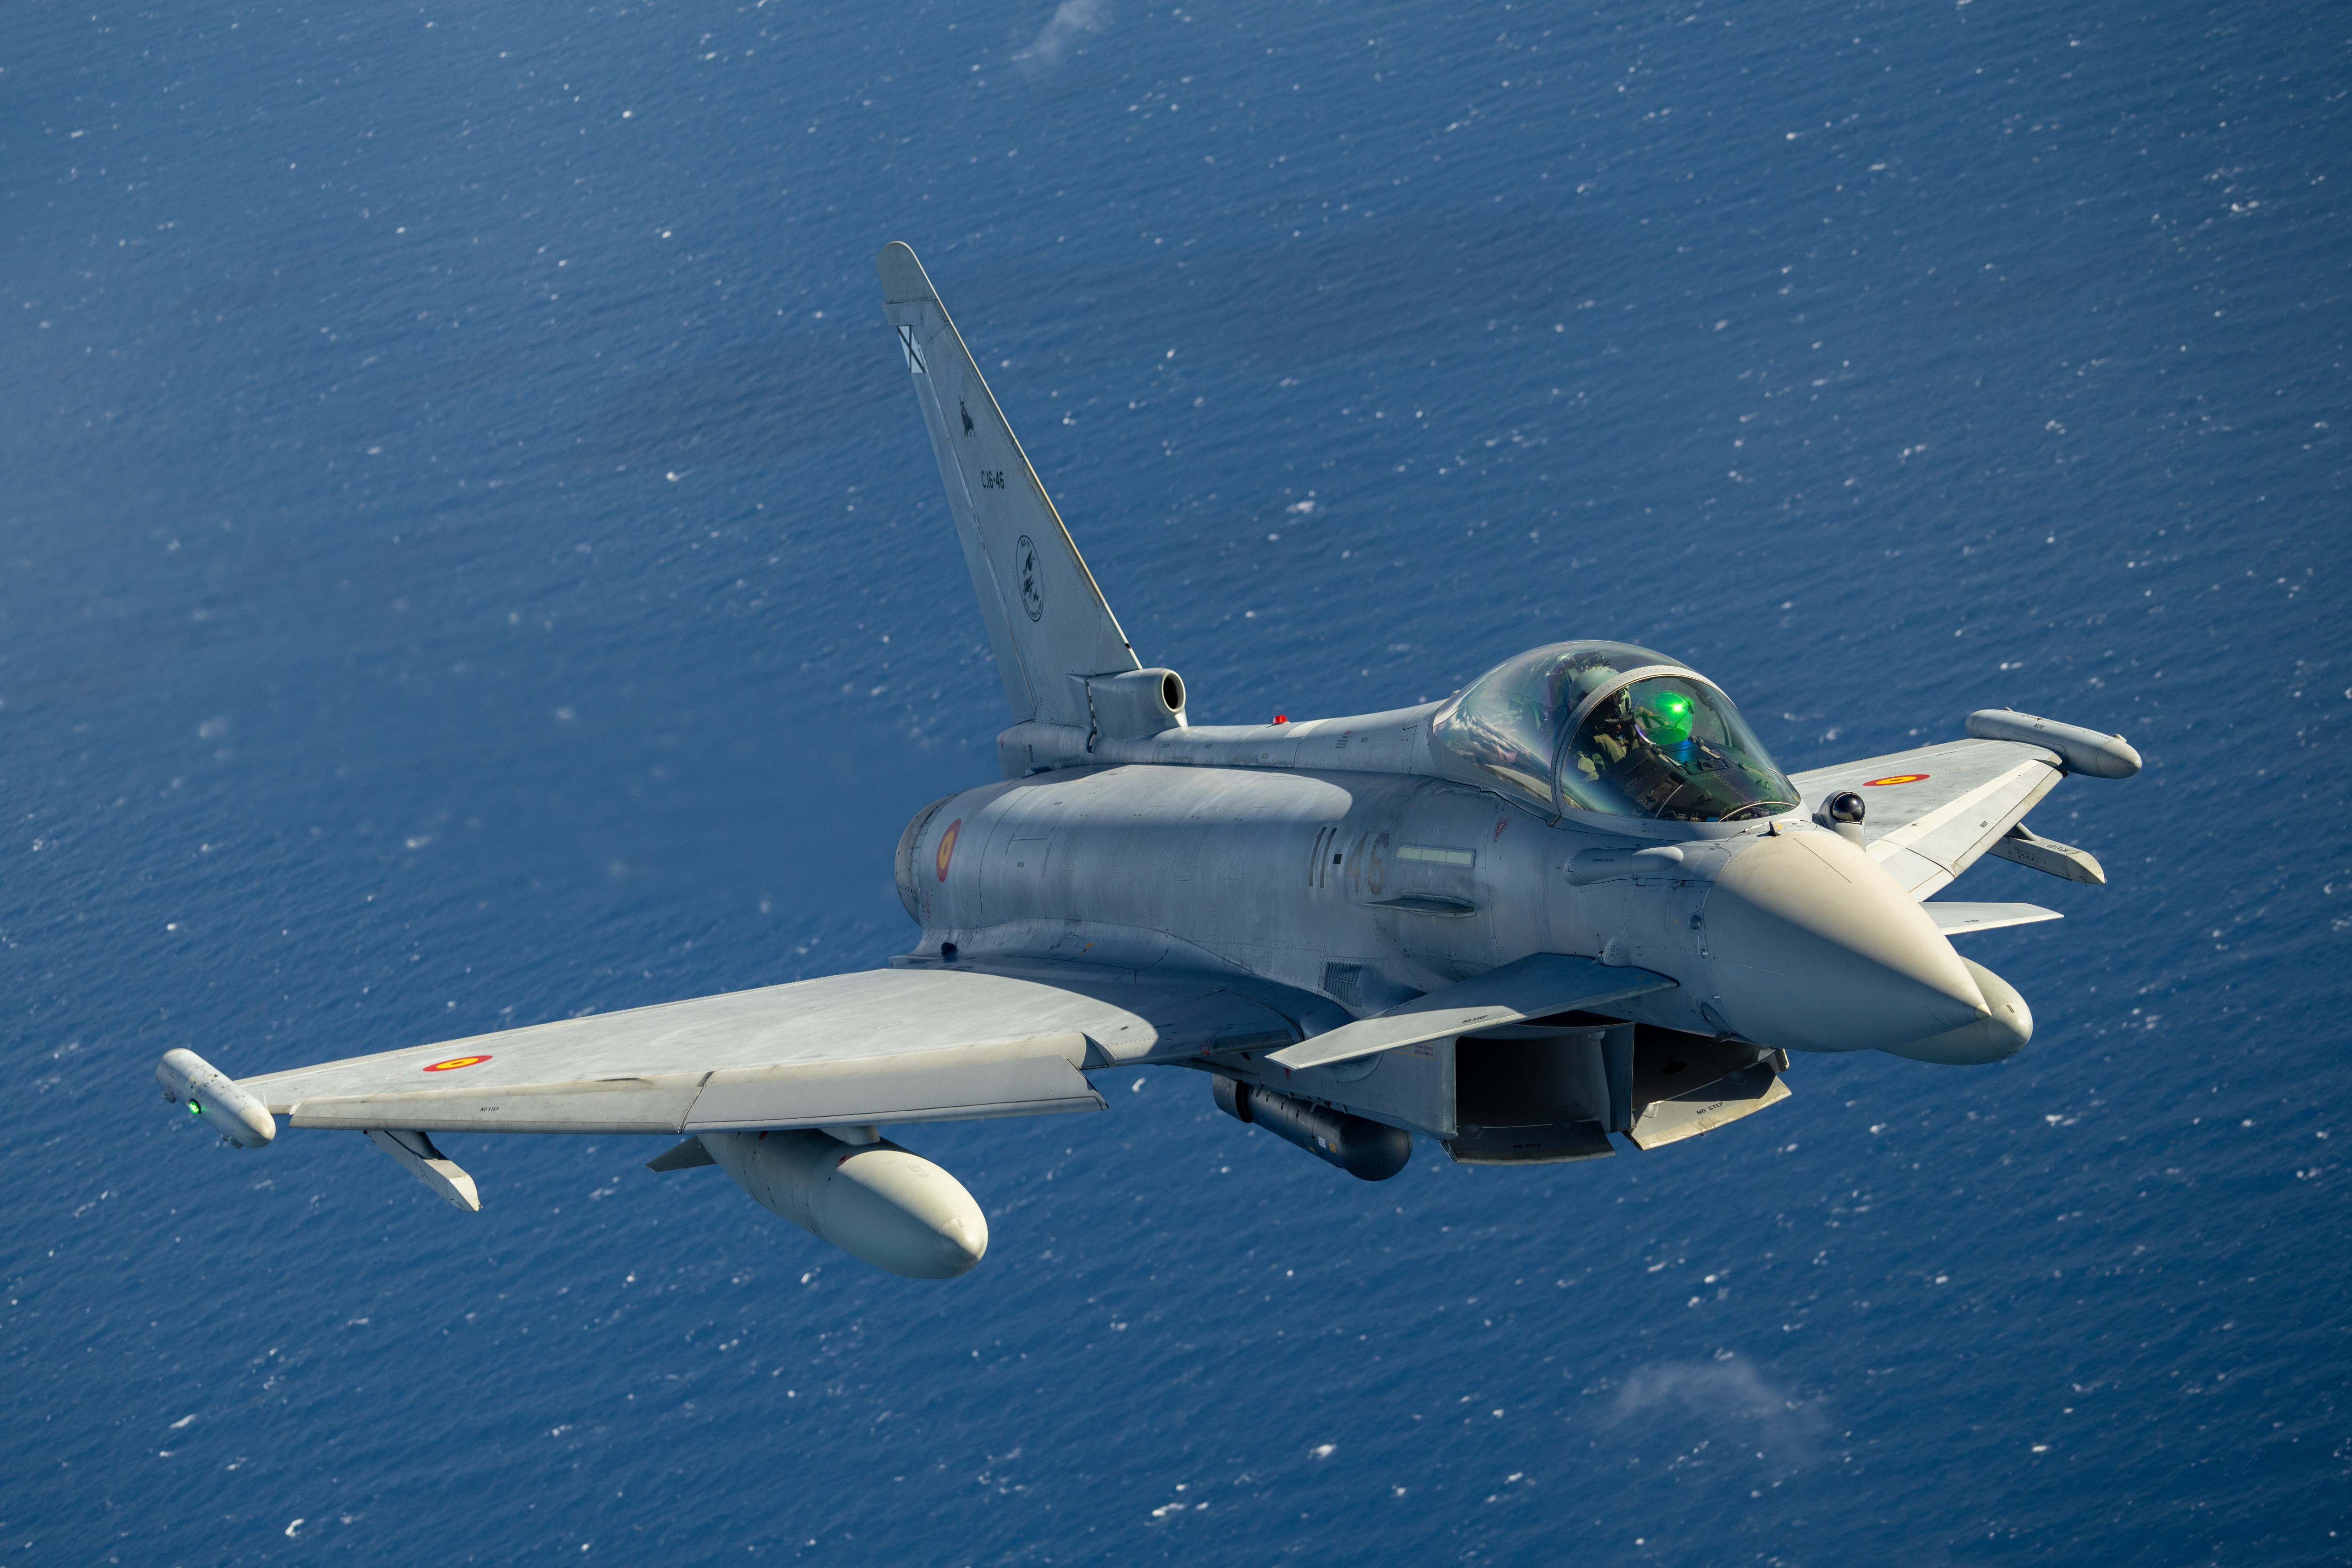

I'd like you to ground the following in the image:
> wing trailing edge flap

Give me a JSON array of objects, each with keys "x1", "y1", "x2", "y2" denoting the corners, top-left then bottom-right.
[
  {"x1": 286, "y1": 1034, "x2": 1103, "y2": 1136},
  {"x1": 1266, "y1": 953, "x2": 1677, "y2": 1073}
]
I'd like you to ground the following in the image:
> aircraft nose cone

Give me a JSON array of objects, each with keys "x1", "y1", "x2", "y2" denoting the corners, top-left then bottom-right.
[
  {"x1": 1702, "y1": 828, "x2": 1986, "y2": 1052},
  {"x1": 1881, "y1": 958, "x2": 2034, "y2": 1065}
]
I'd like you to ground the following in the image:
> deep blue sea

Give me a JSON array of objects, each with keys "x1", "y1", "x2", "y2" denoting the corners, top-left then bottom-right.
[{"x1": 5, "y1": 0, "x2": 2348, "y2": 1561}]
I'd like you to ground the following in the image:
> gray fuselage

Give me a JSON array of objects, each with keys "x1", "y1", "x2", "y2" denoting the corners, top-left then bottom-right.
[{"x1": 899, "y1": 708, "x2": 1814, "y2": 1053}]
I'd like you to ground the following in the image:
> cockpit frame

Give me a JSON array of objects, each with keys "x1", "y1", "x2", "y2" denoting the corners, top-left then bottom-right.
[{"x1": 1428, "y1": 640, "x2": 1800, "y2": 836}]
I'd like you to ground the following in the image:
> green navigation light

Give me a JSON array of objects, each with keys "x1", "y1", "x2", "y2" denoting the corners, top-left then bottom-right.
[{"x1": 189, "y1": 1100, "x2": 202, "y2": 1115}]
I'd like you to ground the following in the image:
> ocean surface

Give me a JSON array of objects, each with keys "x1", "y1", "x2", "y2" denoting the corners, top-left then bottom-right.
[{"x1": 4, "y1": 0, "x2": 2348, "y2": 1561}]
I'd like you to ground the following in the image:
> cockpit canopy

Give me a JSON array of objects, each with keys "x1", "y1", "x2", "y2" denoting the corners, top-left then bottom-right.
[{"x1": 1430, "y1": 640, "x2": 1798, "y2": 823}]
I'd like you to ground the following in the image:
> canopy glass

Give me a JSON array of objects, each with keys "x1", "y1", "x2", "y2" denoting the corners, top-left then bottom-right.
[{"x1": 1431, "y1": 641, "x2": 1798, "y2": 823}]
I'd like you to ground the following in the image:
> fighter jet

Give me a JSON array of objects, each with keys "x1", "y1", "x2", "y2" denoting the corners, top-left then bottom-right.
[{"x1": 153, "y1": 242, "x2": 2141, "y2": 1278}]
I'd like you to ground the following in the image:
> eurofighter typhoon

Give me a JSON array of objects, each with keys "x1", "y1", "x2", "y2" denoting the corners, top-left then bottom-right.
[{"x1": 155, "y1": 243, "x2": 2142, "y2": 1279}]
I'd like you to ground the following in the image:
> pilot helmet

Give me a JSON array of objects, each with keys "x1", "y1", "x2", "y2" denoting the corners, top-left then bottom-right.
[{"x1": 1637, "y1": 689, "x2": 1695, "y2": 747}]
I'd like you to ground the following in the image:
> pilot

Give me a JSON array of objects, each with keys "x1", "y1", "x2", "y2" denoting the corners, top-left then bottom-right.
[{"x1": 1573, "y1": 696, "x2": 1632, "y2": 782}]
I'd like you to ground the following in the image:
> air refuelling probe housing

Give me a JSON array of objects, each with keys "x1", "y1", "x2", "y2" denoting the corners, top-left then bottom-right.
[{"x1": 152, "y1": 243, "x2": 2140, "y2": 1278}]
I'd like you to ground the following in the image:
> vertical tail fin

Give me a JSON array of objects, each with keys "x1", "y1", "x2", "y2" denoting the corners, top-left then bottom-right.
[{"x1": 877, "y1": 241, "x2": 1139, "y2": 728}]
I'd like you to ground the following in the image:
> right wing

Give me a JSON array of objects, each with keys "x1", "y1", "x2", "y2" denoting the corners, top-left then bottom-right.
[{"x1": 229, "y1": 960, "x2": 1307, "y2": 1138}]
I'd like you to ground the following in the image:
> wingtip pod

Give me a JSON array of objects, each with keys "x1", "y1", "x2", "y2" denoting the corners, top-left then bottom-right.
[
  {"x1": 155, "y1": 1048, "x2": 275, "y2": 1148},
  {"x1": 1967, "y1": 709, "x2": 2141, "y2": 779}
]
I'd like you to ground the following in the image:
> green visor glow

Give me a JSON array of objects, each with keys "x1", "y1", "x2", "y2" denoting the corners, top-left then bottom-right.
[
  {"x1": 1430, "y1": 640, "x2": 1798, "y2": 822},
  {"x1": 1638, "y1": 691, "x2": 1694, "y2": 745}
]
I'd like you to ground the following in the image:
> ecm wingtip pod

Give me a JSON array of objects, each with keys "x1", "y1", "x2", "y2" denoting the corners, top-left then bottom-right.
[{"x1": 156, "y1": 1048, "x2": 276, "y2": 1148}]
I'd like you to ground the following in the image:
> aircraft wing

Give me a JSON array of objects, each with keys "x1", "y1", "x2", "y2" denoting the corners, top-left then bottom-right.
[
  {"x1": 1792, "y1": 709, "x2": 2142, "y2": 899},
  {"x1": 226, "y1": 961, "x2": 1307, "y2": 1138},
  {"x1": 1792, "y1": 736, "x2": 2063, "y2": 897}
]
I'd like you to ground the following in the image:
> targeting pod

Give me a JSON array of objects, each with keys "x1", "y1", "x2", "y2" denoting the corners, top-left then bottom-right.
[
  {"x1": 155, "y1": 1048, "x2": 275, "y2": 1148},
  {"x1": 700, "y1": 1129, "x2": 988, "y2": 1279},
  {"x1": 1211, "y1": 1077, "x2": 1412, "y2": 1181}
]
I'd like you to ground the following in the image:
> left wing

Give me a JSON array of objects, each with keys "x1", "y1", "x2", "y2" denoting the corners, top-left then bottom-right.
[
  {"x1": 1792, "y1": 708, "x2": 2141, "y2": 899},
  {"x1": 216, "y1": 960, "x2": 1308, "y2": 1139},
  {"x1": 1794, "y1": 737, "x2": 2064, "y2": 898}
]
